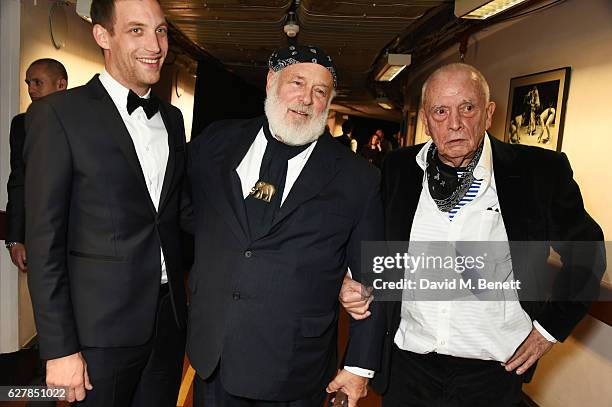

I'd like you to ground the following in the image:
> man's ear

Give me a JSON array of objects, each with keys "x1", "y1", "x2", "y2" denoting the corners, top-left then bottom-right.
[
  {"x1": 265, "y1": 69, "x2": 275, "y2": 93},
  {"x1": 419, "y1": 109, "x2": 430, "y2": 137},
  {"x1": 485, "y1": 101, "x2": 496, "y2": 130},
  {"x1": 57, "y1": 78, "x2": 67, "y2": 90},
  {"x1": 92, "y1": 24, "x2": 110, "y2": 50}
]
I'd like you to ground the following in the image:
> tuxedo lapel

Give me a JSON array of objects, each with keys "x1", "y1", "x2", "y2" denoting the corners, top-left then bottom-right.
[
  {"x1": 269, "y1": 133, "x2": 338, "y2": 231},
  {"x1": 158, "y1": 102, "x2": 178, "y2": 214},
  {"x1": 86, "y1": 76, "x2": 156, "y2": 214}
]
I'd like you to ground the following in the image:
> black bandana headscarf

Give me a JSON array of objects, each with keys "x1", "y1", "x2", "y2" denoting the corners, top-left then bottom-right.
[{"x1": 268, "y1": 45, "x2": 338, "y2": 88}]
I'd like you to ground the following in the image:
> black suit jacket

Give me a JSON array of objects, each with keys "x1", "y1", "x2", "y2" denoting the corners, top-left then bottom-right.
[
  {"x1": 6, "y1": 113, "x2": 26, "y2": 243},
  {"x1": 24, "y1": 76, "x2": 192, "y2": 360},
  {"x1": 371, "y1": 135, "x2": 605, "y2": 393},
  {"x1": 187, "y1": 116, "x2": 385, "y2": 401}
]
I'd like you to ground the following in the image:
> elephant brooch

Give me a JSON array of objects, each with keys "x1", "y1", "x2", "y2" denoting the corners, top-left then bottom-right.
[{"x1": 250, "y1": 181, "x2": 276, "y2": 203}]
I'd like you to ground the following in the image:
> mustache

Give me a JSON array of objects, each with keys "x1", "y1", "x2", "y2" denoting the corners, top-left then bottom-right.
[{"x1": 287, "y1": 103, "x2": 314, "y2": 116}]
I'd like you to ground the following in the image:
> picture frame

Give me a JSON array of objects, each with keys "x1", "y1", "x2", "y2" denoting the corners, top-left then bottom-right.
[{"x1": 504, "y1": 67, "x2": 571, "y2": 151}]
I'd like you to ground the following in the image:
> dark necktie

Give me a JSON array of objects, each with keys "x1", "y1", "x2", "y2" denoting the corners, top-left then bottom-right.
[
  {"x1": 244, "y1": 124, "x2": 310, "y2": 240},
  {"x1": 127, "y1": 89, "x2": 159, "y2": 119}
]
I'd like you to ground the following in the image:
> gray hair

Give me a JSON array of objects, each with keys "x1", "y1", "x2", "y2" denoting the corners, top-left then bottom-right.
[{"x1": 421, "y1": 63, "x2": 490, "y2": 108}]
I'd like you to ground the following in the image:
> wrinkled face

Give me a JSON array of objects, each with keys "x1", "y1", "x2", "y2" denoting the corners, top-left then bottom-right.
[
  {"x1": 25, "y1": 64, "x2": 65, "y2": 101},
  {"x1": 94, "y1": 0, "x2": 168, "y2": 95},
  {"x1": 421, "y1": 70, "x2": 495, "y2": 167},
  {"x1": 264, "y1": 63, "x2": 334, "y2": 146}
]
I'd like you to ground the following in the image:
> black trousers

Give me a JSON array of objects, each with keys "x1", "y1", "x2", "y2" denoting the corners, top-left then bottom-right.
[
  {"x1": 193, "y1": 368, "x2": 327, "y2": 407},
  {"x1": 383, "y1": 345, "x2": 523, "y2": 407},
  {"x1": 74, "y1": 284, "x2": 186, "y2": 407}
]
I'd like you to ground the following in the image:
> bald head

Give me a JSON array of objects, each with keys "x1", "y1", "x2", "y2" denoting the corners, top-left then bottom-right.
[
  {"x1": 418, "y1": 62, "x2": 496, "y2": 168},
  {"x1": 421, "y1": 63, "x2": 490, "y2": 108},
  {"x1": 25, "y1": 58, "x2": 68, "y2": 101}
]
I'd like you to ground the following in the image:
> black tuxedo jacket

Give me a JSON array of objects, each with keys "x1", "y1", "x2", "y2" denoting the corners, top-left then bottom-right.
[
  {"x1": 187, "y1": 116, "x2": 385, "y2": 401},
  {"x1": 371, "y1": 135, "x2": 605, "y2": 393},
  {"x1": 6, "y1": 113, "x2": 26, "y2": 243},
  {"x1": 24, "y1": 76, "x2": 192, "y2": 360}
]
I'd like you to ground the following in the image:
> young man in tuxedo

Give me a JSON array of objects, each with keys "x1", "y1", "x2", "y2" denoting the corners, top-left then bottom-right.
[{"x1": 24, "y1": 0, "x2": 191, "y2": 405}]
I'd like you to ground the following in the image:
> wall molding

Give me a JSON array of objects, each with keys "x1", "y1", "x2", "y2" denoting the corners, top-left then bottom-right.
[{"x1": 0, "y1": 0, "x2": 22, "y2": 354}]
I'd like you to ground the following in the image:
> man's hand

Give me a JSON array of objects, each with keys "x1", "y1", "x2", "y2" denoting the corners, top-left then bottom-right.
[
  {"x1": 9, "y1": 243, "x2": 27, "y2": 272},
  {"x1": 503, "y1": 327, "x2": 554, "y2": 375},
  {"x1": 339, "y1": 276, "x2": 373, "y2": 320},
  {"x1": 326, "y1": 369, "x2": 368, "y2": 407},
  {"x1": 46, "y1": 352, "x2": 93, "y2": 402}
]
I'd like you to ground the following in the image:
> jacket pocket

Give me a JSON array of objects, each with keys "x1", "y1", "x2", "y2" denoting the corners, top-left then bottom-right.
[{"x1": 68, "y1": 250, "x2": 127, "y2": 262}]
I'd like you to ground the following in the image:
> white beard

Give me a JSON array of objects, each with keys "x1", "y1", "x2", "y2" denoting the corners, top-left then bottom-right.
[{"x1": 264, "y1": 77, "x2": 330, "y2": 146}]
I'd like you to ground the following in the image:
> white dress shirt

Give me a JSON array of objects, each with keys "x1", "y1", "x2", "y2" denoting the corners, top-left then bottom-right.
[
  {"x1": 394, "y1": 135, "x2": 556, "y2": 363},
  {"x1": 98, "y1": 70, "x2": 170, "y2": 284},
  {"x1": 236, "y1": 127, "x2": 371, "y2": 378}
]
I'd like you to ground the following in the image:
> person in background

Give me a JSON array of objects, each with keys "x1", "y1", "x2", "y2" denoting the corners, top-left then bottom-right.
[
  {"x1": 360, "y1": 132, "x2": 384, "y2": 168},
  {"x1": 5, "y1": 58, "x2": 68, "y2": 272},
  {"x1": 336, "y1": 120, "x2": 358, "y2": 153}
]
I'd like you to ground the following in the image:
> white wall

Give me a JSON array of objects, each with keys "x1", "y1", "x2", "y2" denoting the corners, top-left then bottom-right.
[
  {"x1": 0, "y1": 0, "x2": 22, "y2": 355},
  {"x1": 403, "y1": 1, "x2": 612, "y2": 405}
]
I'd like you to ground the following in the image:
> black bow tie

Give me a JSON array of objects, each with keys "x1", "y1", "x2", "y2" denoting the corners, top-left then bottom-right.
[{"x1": 127, "y1": 89, "x2": 159, "y2": 119}]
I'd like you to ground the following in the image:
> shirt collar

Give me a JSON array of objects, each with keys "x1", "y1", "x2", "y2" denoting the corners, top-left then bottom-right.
[
  {"x1": 98, "y1": 69, "x2": 151, "y2": 113},
  {"x1": 416, "y1": 132, "x2": 493, "y2": 181}
]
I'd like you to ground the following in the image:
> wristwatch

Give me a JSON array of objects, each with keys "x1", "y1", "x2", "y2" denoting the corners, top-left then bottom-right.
[{"x1": 5, "y1": 242, "x2": 19, "y2": 250}]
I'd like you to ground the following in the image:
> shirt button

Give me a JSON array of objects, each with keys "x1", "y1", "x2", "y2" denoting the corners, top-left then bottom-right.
[
  {"x1": 440, "y1": 340, "x2": 446, "y2": 346},
  {"x1": 244, "y1": 250, "x2": 252, "y2": 258},
  {"x1": 232, "y1": 291, "x2": 241, "y2": 300}
]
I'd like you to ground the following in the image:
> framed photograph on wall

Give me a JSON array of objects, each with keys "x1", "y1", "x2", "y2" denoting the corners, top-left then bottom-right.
[{"x1": 504, "y1": 67, "x2": 570, "y2": 151}]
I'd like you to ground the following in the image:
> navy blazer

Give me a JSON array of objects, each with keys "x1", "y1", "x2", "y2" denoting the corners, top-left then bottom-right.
[{"x1": 187, "y1": 116, "x2": 386, "y2": 401}]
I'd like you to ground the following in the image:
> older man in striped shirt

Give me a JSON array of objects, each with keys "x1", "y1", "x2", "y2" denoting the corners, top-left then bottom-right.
[{"x1": 340, "y1": 63, "x2": 604, "y2": 406}]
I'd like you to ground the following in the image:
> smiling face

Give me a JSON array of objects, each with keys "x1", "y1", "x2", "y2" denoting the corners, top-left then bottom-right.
[
  {"x1": 421, "y1": 66, "x2": 496, "y2": 167},
  {"x1": 264, "y1": 63, "x2": 334, "y2": 146},
  {"x1": 93, "y1": 0, "x2": 168, "y2": 95}
]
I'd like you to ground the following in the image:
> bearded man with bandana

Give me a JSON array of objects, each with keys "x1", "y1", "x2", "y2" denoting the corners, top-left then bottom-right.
[
  {"x1": 339, "y1": 63, "x2": 605, "y2": 406},
  {"x1": 187, "y1": 45, "x2": 385, "y2": 407}
]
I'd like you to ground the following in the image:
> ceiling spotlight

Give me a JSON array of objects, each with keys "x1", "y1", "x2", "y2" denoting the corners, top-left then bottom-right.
[
  {"x1": 283, "y1": 11, "x2": 300, "y2": 38},
  {"x1": 455, "y1": 0, "x2": 529, "y2": 20},
  {"x1": 374, "y1": 54, "x2": 412, "y2": 82},
  {"x1": 376, "y1": 97, "x2": 395, "y2": 110}
]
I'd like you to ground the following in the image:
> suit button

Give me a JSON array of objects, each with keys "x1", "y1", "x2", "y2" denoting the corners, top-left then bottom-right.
[
  {"x1": 244, "y1": 250, "x2": 252, "y2": 258},
  {"x1": 233, "y1": 291, "x2": 241, "y2": 300}
]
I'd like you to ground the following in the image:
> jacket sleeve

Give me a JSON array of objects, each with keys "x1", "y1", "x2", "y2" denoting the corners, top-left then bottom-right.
[
  {"x1": 536, "y1": 153, "x2": 606, "y2": 341},
  {"x1": 6, "y1": 114, "x2": 26, "y2": 243},
  {"x1": 343, "y1": 170, "x2": 386, "y2": 371},
  {"x1": 24, "y1": 100, "x2": 80, "y2": 359}
]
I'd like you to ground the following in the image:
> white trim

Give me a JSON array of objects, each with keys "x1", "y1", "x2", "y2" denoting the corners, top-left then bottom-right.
[{"x1": 0, "y1": 0, "x2": 22, "y2": 354}]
